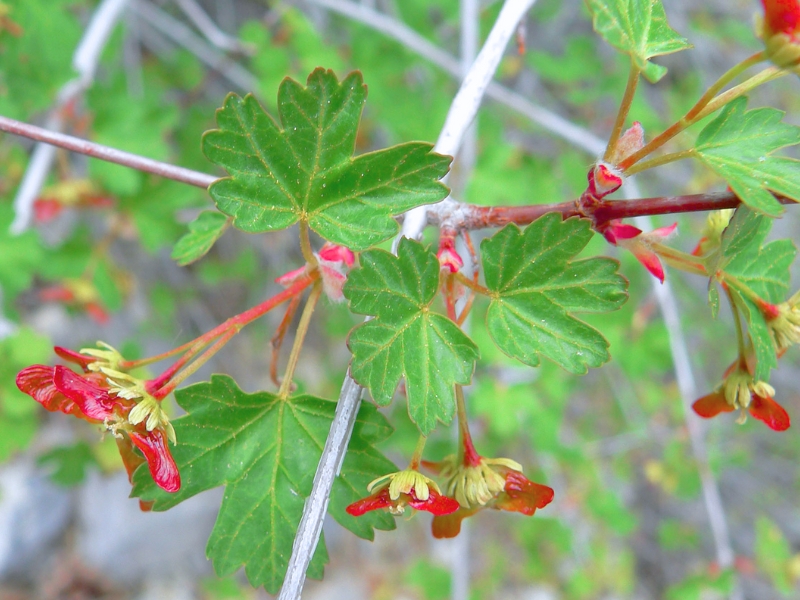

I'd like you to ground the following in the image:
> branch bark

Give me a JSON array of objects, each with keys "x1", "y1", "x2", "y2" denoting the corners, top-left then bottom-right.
[{"x1": 0, "y1": 115, "x2": 216, "y2": 189}]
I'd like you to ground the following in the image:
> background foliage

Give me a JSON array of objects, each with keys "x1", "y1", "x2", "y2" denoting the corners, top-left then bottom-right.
[{"x1": 1, "y1": 0, "x2": 800, "y2": 599}]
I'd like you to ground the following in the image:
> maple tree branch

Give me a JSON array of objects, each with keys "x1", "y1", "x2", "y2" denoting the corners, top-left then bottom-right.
[
  {"x1": 173, "y1": 0, "x2": 255, "y2": 55},
  {"x1": 309, "y1": 0, "x2": 605, "y2": 156},
  {"x1": 0, "y1": 115, "x2": 217, "y2": 190},
  {"x1": 435, "y1": 190, "x2": 797, "y2": 231},
  {"x1": 401, "y1": 0, "x2": 539, "y2": 239},
  {"x1": 132, "y1": 0, "x2": 258, "y2": 92}
]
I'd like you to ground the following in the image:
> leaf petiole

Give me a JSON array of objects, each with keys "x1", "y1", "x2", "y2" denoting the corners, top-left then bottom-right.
[
  {"x1": 604, "y1": 62, "x2": 641, "y2": 162},
  {"x1": 278, "y1": 281, "x2": 323, "y2": 399},
  {"x1": 618, "y1": 63, "x2": 782, "y2": 172}
]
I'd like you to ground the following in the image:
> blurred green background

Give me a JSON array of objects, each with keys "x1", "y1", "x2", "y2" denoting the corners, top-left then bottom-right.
[{"x1": 1, "y1": 0, "x2": 799, "y2": 598}]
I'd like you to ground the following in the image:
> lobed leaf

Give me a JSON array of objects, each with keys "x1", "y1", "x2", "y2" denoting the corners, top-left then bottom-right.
[
  {"x1": 132, "y1": 375, "x2": 396, "y2": 593},
  {"x1": 584, "y1": 0, "x2": 691, "y2": 82},
  {"x1": 481, "y1": 215, "x2": 628, "y2": 374},
  {"x1": 171, "y1": 211, "x2": 230, "y2": 266},
  {"x1": 202, "y1": 68, "x2": 451, "y2": 250},
  {"x1": 719, "y1": 207, "x2": 796, "y2": 379},
  {"x1": 695, "y1": 98, "x2": 800, "y2": 217},
  {"x1": 344, "y1": 238, "x2": 479, "y2": 435}
]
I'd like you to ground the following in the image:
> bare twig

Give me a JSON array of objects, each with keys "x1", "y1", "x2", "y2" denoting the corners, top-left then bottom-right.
[
  {"x1": 308, "y1": 0, "x2": 605, "y2": 155},
  {"x1": 173, "y1": 0, "x2": 256, "y2": 55},
  {"x1": 401, "y1": 0, "x2": 538, "y2": 239},
  {"x1": 10, "y1": 0, "x2": 128, "y2": 234},
  {"x1": 280, "y1": 2, "x2": 537, "y2": 598},
  {"x1": 448, "y1": 2, "x2": 480, "y2": 599},
  {"x1": 131, "y1": 0, "x2": 258, "y2": 92},
  {"x1": 0, "y1": 116, "x2": 216, "y2": 189}
]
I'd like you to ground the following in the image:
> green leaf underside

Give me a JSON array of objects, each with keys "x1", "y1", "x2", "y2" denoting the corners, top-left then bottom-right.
[
  {"x1": 344, "y1": 239, "x2": 479, "y2": 435},
  {"x1": 585, "y1": 0, "x2": 691, "y2": 83},
  {"x1": 171, "y1": 211, "x2": 230, "y2": 266},
  {"x1": 695, "y1": 97, "x2": 800, "y2": 217},
  {"x1": 481, "y1": 215, "x2": 628, "y2": 374},
  {"x1": 202, "y1": 68, "x2": 451, "y2": 250},
  {"x1": 131, "y1": 375, "x2": 396, "y2": 593},
  {"x1": 719, "y1": 207, "x2": 796, "y2": 380}
]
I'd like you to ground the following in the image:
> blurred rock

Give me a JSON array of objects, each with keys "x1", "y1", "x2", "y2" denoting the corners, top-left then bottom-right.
[
  {"x1": 0, "y1": 459, "x2": 73, "y2": 579},
  {"x1": 76, "y1": 471, "x2": 222, "y2": 586}
]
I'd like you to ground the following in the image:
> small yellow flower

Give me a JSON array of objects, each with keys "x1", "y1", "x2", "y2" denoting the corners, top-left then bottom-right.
[
  {"x1": 368, "y1": 469, "x2": 440, "y2": 502},
  {"x1": 80, "y1": 341, "x2": 125, "y2": 372},
  {"x1": 441, "y1": 455, "x2": 523, "y2": 510}
]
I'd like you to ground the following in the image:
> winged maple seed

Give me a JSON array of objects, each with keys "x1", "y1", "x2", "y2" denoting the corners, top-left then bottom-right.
[
  {"x1": 692, "y1": 358, "x2": 790, "y2": 431},
  {"x1": 426, "y1": 454, "x2": 555, "y2": 539},
  {"x1": 15, "y1": 344, "x2": 180, "y2": 494},
  {"x1": 345, "y1": 469, "x2": 459, "y2": 517}
]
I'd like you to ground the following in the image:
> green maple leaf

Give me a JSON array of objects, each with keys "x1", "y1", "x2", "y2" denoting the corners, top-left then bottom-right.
[
  {"x1": 132, "y1": 375, "x2": 396, "y2": 593},
  {"x1": 717, "y1": 207, "x2": 796, "y2": 380},
  {"x1": 171, "y1": 211, "x2": 230, "y2": 266},
  {"x1": 694, "y1": 97, "x2": 800, "y2": 217},
  {"x1": 202, "y1": 68, "x2": 451, "y2": 251},
  {"x1": 344, "y1": 239, "x2": 479, "y2": 435},
  {"x1": 481, "y1": 215, "x2": 628, "y2": 373},
  {"x1": 585, "y1": 0, "x2": 691, "y2": 83}
]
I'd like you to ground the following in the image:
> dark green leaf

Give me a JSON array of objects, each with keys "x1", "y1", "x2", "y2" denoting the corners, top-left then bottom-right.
[
  {"x1": 481, "y1": 215, "x2": 628, "y2": 373},
  {"x1": 172, "y1": 211, "x2": 230, "y2": 266},
  {"x1": 344, "y1": 238, "x2": 479, "y2": 435},
  {"x1": 584, "y1": 0, "x2": 691, "y2": 82},
  {"x1": 132, "y1": 375, "x2": 395, "y2": 593},
  {"x1": 202, "y1": 68, "x2": 451, "y2": 250},
  {"x1": 695, "y1": 98, "x2": 800, "y2": 216}
]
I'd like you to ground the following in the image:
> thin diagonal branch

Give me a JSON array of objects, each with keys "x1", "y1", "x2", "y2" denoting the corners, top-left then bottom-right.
[
  {"x1": 131, "y1": 0, "x2": 258, "y2": 92},
  {"x1": 173, "y1": 0, "x2": 255, "y2": 55},
  {"x1": 401, "y1": 0, "x2": 538, "y2": 239},
  {"x1": 626, "y1": 175, "x2": 741, "y2": 600},
  {"x1": 309, "y1": 0, "x2": 605, "y2": 156},
  {"x1": 0, "y1": 116, "x2": 216, "y2": 189}
]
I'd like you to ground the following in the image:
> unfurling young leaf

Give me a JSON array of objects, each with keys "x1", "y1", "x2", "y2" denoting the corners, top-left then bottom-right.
[
  {"x1": 584, "y1": 0, "x2": 691, "y2": 82},
  {"x1": 718, "y1": 207, "x2": 796, "y2": 379},
  {"x1": 171, "y1": 211, "x2": 230, "y2": 266},
  {"x1": 202, "y1": 68, "x2": 451, "y2": 250},
  {"x1": 132, "y1": 375, "x2": 396, "y2": 593},
  {"x1": 695, "y1": 97, "x2": 800, "y2": 217},
  {"x1": 481, "y1": 214, "x2": 628, "y2": 374},
  {"x1": 344, "y1": 238, "x2": 479, "y2": 435}
]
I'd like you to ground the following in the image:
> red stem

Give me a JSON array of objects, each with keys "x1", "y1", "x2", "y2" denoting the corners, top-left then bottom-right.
[
  {"x1": 453, "y1": 191, "x2": 796, "y2": 231},
  {"x1": 145, "y1": 274, "x2": 315, "y2": 393}
]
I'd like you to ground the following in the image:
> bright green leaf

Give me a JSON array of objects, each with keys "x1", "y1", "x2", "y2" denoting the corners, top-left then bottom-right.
[
  {"x1": 481, "y1": 215, "x2": 628, "y2": 373},
  {"x1": 202, "y1": 68, "x2": 451, "y2": 250},
  {"x1": 584, "y1": 0, "x2": 691, "y2": 82},
  {"x1": 720, "y1": 207, "x2": 796, "y2": 379},
  {"x1": 132, "y1": 375, "x2": 396, "y2": 593},
  {"x1": 695, "y1": 98, "x2": 800, "y2": 216},
  {"x1": 172, "y1": 211, "x2": 230, "y2": 266},
  {"x1": 344, "y1": 238, "x2": 479, "y2": 435}
]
